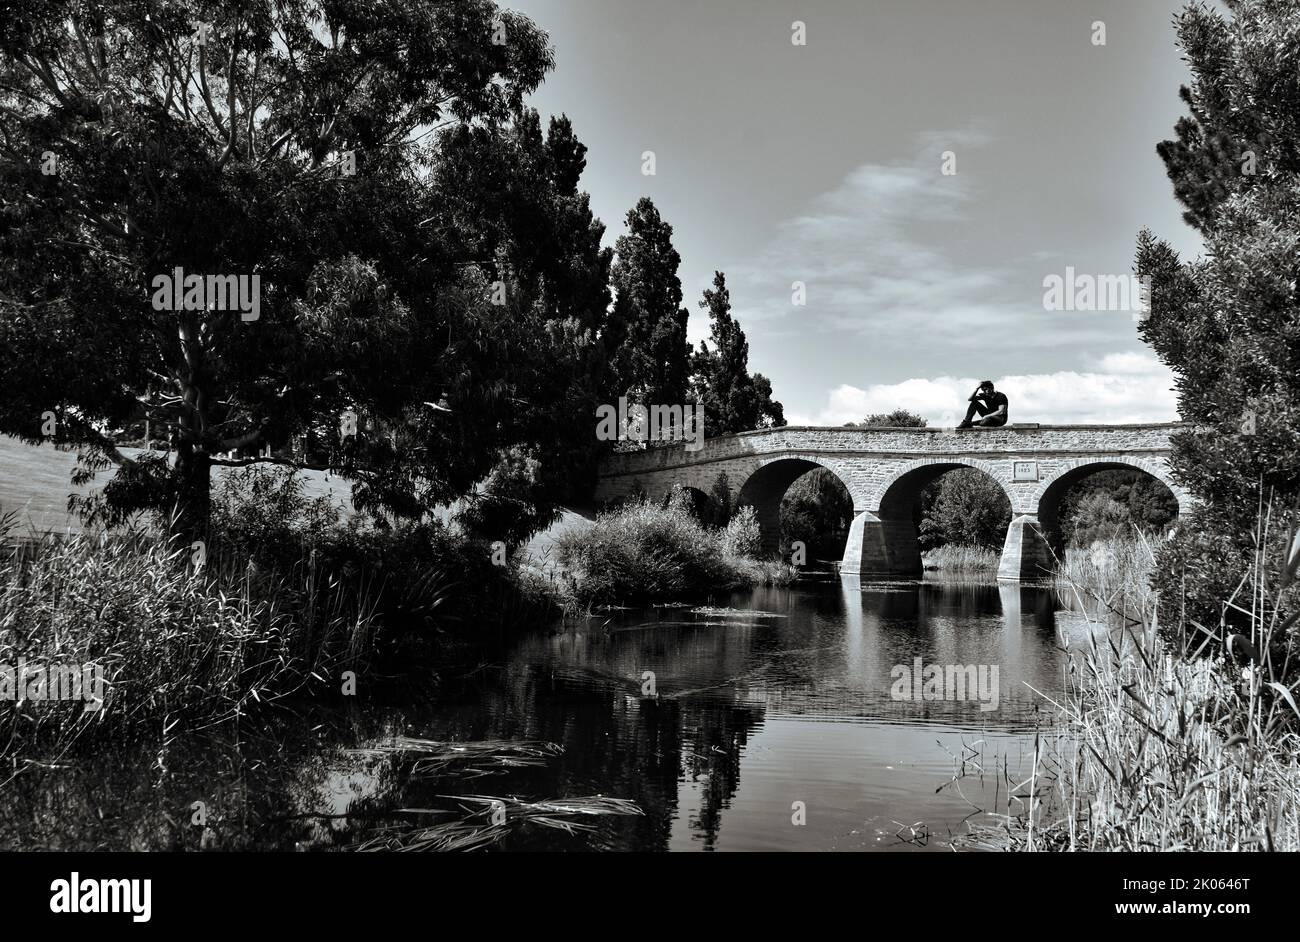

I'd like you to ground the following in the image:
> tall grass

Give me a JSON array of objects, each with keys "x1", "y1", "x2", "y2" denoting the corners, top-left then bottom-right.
[
  {"x1": 0, "y1": 464, "x2": 574, "y2": 761},
  {"x1": 965, "y1": 524, "x2": 1300, "y2": 851},
  {"x1": 922, "y1": 543, "x2": 1000, "y2": 573},
  {"x1": 0, "y1": 524, "x2": 375, "y2": 756},
  {"x1": 1054, "y1": 534, "x2": 1164, "y2": 612}
]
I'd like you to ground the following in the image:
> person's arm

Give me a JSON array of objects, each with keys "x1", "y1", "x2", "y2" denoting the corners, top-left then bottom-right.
[{"x1": 968, "y1": 386, "x2": 985, "y2": 402}]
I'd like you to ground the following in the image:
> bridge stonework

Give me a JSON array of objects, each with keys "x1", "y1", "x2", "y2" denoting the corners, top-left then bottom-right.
[{"x1": 593, "y1": 423, "x2": 1192, "y2": 582}]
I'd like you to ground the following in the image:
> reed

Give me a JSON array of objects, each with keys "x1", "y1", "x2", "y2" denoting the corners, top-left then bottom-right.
[
  {"x1": 921, "y1": 543, "x2": 1000, "y2": 573},
  {"x1": 1054, "y1": 533, "x2": 1164, "y2": 612},
  {"x1": 962, "y1": 517, "x2": 1300, "y2": 851},
  {"x1": 347, "y1": 737, "x2": 564, "y2": 778},
  {"x1": 0, "y1": 520, "x2": 376, "y2": 757},
  {"x1": 352, "y1": 794, "x2": 644, "y2": 852}
]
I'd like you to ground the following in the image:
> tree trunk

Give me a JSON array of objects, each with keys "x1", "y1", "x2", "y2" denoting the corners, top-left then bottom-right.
[{"x1": 173, "y1": 440, "x2": 211, "y2": 542}]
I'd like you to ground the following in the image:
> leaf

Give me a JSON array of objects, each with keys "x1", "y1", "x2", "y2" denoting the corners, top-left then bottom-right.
[
  {"x1": 1285, "y1": 528, "x2": 1300, "y2": 586},
  {"x1": 1265, "y1": 682, "x2": 1300, "y2": 721}
]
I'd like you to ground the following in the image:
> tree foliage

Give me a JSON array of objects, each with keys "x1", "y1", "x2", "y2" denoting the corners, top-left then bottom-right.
[
  {"x1": 0, "y1": 0, "x2": 608, "y2": 543},
  {"x1": 849, "y1": 410, "x2": 928, "y2": 428},
  {"x1": 918, "y1": 469, "x2": 1011, "y2": 552},
  {"x1": 606, "y1": 197, "x2": 689, "y2": 411},
  {"x1": 1057, "y1": 469, "x2": 1180, "y2": 547},
  {"x1": 1137, "y1": 0, "x2": 1300, "y2": 631},
  {"x1": 690, "y1": 271, "x2": 784, "y2": 437},
  {"x1": 781, "y1": 468, "x2": 852, "y2": 557}
]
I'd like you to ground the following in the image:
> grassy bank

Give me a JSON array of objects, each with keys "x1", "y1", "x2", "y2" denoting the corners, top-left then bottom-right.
[
  {"x1": 922, "y1": 544, "x2": 1000, "y2": 573},
  {"x1": 965, "y1": 535, "x2": 1300, "y2": 851},
  {"x1": 554, "y1": 495, "x2": 797, "y2": 608}
]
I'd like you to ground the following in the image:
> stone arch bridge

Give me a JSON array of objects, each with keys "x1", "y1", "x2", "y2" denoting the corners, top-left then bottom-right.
[{"x1": 593, "y1": 424, "x2": 1191, "y2": 581}]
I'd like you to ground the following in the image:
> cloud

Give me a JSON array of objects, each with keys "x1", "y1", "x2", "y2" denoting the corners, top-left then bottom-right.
[
  {"x1": 1088, "y1": 351, "x2": 1164, "y2": 374},
  {"x1": 787, "y1": 353, "x2": 1177, "y2": 426},
  {"x1": 719, "y1": 128, "x2": 1142, "y2": 358}
]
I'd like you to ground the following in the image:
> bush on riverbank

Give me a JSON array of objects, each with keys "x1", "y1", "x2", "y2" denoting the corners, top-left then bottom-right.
[
  {"x1": 554, "y1": 494, "x2": 796, "y2": 607},
  {"x1": 208, "y1": 467, "x2": 557, "y2": 648}
]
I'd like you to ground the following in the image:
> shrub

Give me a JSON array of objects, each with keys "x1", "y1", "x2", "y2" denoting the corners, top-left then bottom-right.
[
  {"x1": 555, "y1": 496, "x2": 754, "y2": 605},
  {"x1": 208, "y1": 465, "x2": 342, "y2": 569},
  {"x1": 720, "y1": 505, "x2": 763, "y2": 559},
  {"x1": 209, "y1": 466, "x2": 553, "y2": 647}
]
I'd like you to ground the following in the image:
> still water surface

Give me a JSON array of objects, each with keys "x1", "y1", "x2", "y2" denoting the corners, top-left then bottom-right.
[{"x1": 1, "y1": 574, "x2": 1091, "y2": 851}]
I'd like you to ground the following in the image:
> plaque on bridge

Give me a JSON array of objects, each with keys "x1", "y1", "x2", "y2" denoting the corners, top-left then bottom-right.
[{"x1": 1012, "y1": 461, "x2": 1039, "y2": 482}]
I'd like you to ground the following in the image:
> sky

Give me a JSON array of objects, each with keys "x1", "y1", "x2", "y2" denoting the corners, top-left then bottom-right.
[{"x1": 508, "y1": 0, "x2": 1209, "y2": 425}]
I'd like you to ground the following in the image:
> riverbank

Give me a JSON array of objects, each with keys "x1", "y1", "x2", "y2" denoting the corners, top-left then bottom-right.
[
  {"x1": 0, "y1": 480, "x2": 801, "y2": 760},
  {"x1": 0, "y1": 466, "x2": 558, "y2": 760}
]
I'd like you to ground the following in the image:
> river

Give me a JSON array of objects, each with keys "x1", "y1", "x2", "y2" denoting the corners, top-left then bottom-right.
[{"x1": 0, "y1": 573, "x2": 1092, "y2": 851}]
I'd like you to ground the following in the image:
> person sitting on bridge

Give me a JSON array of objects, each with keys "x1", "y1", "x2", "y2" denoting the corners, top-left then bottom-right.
[{"x1": 957, "y1": 381, "x2": 1008, "y2": 429}]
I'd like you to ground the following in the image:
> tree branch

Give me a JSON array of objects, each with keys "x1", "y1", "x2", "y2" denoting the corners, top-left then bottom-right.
[
  {"x1": 217, "y1": 28, "x2": 239, "y2": 167},
  {"x1": 196, "y1": 42, "x2": 227, "y2": 138}
]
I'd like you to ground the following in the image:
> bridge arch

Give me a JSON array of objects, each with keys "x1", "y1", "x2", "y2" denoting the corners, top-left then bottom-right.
[
  {"x1": 735, "y1": 455, "x2": 862, "y2": 558},
  {"x1": 869, "y1": 457, "x2": 1015, "y2": 515},
  {"x1": 860, "y1": 459, "x2": 1014, "y2": 576},
  {"x1": 1030, "y1": 456, "x2": 1187, "y2": 558}
]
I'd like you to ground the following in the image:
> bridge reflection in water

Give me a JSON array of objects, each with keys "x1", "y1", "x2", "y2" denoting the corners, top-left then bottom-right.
[{"x1": 467, "y1": 576, "x2": 1080, "y2": 851}]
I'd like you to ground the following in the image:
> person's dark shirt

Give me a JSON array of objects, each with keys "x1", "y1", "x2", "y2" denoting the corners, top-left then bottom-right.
[{"x1": 982, "y1": 391, "x2": 1009, "y2": 419}]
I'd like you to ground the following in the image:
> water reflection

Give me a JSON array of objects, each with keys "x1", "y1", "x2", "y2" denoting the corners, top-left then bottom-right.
[{"x1": 0, "y1": 577, "x2": 1079, "y2": 852}]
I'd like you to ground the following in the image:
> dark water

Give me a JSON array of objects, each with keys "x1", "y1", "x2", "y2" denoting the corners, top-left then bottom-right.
[{"x1": 0, "y1": 575, "x2": 1090, "y2": 852}]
